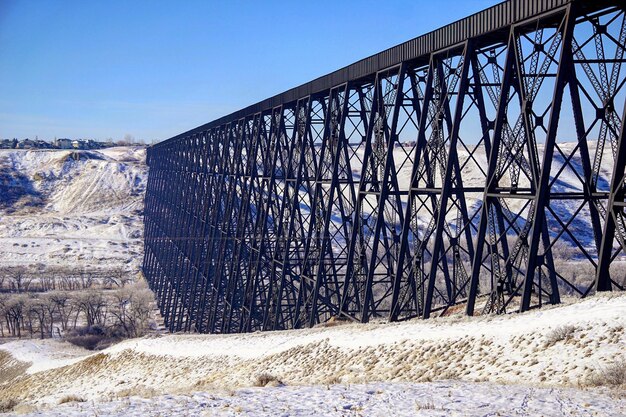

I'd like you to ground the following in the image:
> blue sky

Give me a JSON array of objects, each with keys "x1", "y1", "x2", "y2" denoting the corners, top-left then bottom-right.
[{"x1": 0, "y1": 0, "x2": 498, "y2": 142}]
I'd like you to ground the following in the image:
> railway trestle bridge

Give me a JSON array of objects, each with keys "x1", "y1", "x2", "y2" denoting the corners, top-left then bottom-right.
[{"x1": 143, "y1": 0, "x2": 626, "y2": 333}]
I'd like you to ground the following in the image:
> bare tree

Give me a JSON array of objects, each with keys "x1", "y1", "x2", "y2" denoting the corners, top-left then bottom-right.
[
  {"x1": 4, "y1": 267, "x2": 32, "y2": 293},
  {"x1": 0, "y1": 294, "x2": 7, "y2": 337},
  {"x1": 110, "y1": 281, "x2": 154, "y2": 337},
  {"x1": 115, "y1": 134, "x2": 135, "y2": 146},
  {"x1": 48, "y1": 291, "x2": 74, "y2": 333},
  {"x1": 79, "y1": 271, "x2": 95, "y2": 290},
  {"x1": 57, "y1": 269, "x2": 80, "y2": 291},
  {"x1": 110, "y1": 287, "x2": 132, "y2": 336},
  {"x1": 27, "y1": 296, "x2": 49, "y2": 339},
  {"x1": 4, "y1": 295, "x2": 27, "y2": 337},
  {"x1": 40, "y1": 293, "x2": 61, "y2": 337},
  {"x1": 37, "y1": 268, "x2": 57, "y2": 292},
  {"x1": 105, "y1": 267, "x2": 132, "y2": 288},
  {"x1": 73, "y1": 290, "x2": 108, "y2": 327},
  {"x1": 127, "y1": 282, "x2": 155, "y2": 336}
]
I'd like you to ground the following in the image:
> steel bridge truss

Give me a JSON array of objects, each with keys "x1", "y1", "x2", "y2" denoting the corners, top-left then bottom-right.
[{"x1": 143, "y1": 0, "x2": 626, "y2": 333}]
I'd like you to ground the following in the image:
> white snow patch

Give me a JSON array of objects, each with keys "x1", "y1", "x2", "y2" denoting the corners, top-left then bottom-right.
[
  {"x1": 0, "y1": 339, "x2": 91, "y2": 374},
  {"x1": 5, "y1": 381, "x2": 625, "y2": 417},
  {"x1": 106, "y1": 293, "x2": 625, "y2": 360}
]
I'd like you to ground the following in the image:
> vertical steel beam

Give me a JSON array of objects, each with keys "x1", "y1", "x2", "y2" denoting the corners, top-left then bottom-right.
[
  {"x1": 520, "y1": 7, "x2": 575, "y2": 312},
  {"x1": 467, "y1": 30, "x2": 517, "y2": 316},
  {"x1": 424, "y1": 42, "x2": 473, "y2": 318},
  {"x1": 596, "y1": 100, "x2": 626, "y2": 290}
]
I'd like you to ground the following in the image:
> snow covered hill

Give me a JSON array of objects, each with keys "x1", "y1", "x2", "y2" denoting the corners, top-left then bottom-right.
[
  {"x1": 0, "y1": 147, "x2": 146, "y2": 275},
  {"x1": 0, "y1": 293, "x2": 624, "y2": 415}
]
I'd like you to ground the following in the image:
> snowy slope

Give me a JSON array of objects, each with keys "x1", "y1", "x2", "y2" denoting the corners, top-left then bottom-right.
[
  {"x1": 0, "y1": 147, "x2": 146, "y2": 274},
  {"x1": 0, "y1": 293, "x2": 624, "y2": 415}
]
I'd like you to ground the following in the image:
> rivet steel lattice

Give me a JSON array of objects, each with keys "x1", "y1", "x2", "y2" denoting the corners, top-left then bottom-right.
[{"x1": 143, "y1": 0, "x2": 626, "y2": 333}]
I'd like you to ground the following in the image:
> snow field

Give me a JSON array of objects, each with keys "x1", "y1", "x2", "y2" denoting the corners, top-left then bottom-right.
[
  {"x1": 4, "y1": 381, "x2": 625, "y2": 417},
  {"x1": 0, "y1": 293, "x2": 624, "y2": 413}
]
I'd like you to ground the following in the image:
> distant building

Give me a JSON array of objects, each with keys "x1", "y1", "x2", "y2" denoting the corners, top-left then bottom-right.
[
  {"x1": 86, "y1": 139, "x2": 101, "y2": 149},
  {"x1": 0, "y1": 139, "x2": 15, "y2": 149},
  {"x1": 55, "y1": 138, "x2": 73, "y2": 149},
  {"x1": 1, "y1": 137, "x2": 117, "y2": 150},
  {"x1": 16, "y1": 139, "x2": 35, "y2": 149},
  {"x1": 33, "y1": 139, "x2": 51, "y2": 149}
]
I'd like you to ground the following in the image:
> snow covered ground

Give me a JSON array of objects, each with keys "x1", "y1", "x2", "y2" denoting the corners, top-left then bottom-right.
[
  {"x1": 0, "y1": 339, "x2": 88, "y2": 375},
  {"x1": 4, "y1": 381, "x2": 624, "y2": 417},
  {"x1": 0, "y1": 147, "x2": 146, "y2": 274},
  {"x1": 1, "y1": 293, "x2": 624, "y2": 415}
]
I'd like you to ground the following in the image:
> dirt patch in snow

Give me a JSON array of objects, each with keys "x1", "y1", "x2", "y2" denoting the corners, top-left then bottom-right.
[{"x1": 0, "y1": 350, "x2": 29, "y2": 385}]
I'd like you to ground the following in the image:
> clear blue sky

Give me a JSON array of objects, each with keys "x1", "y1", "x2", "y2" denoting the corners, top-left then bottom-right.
[{"x1": 0, "y1": 0, "x2": 499, "y2": 142}]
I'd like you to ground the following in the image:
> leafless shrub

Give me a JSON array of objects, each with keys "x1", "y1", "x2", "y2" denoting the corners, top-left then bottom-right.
[
  {"x1": 324, "y1": 375, "x2": 342, "y2": 385},
  {"x1": 551, "y1": 260, "x2": 595, "y2": 295},
  {"x1": 550, "y1": 239, "x2": 579, "y2": 260},
  {"x1": 586, "y1": 361, "x2": 626, "y2": 387},
  {"x1": 414, "y1": 399, "x2": 436, "y2": 410},
  {"x1": 0, "y1": 398, "x2": 18, "y2": 413},
  {"x1": 64, "y1": 324, "x2": 120, "y2": 351},
  {"x1": 114, "y1": 386, "x2": 159, "y2": 399},
  {"x1": 58, "y1": 394, "x2": 85, "y2": 404},
  {"x1": 545, "y1": 325, "x2": 576, "y2": 346},
  {"x1": 320, "y1": 316, "x2": 351, "y2": 328},
  {"x1": 254, "y1": 373, "x2": 283, "y2": 387}
]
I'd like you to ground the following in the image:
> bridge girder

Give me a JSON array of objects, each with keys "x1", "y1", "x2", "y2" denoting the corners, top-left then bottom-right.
[{"x1": 143, "y1": 0, "x2": 626, "y2": 333}]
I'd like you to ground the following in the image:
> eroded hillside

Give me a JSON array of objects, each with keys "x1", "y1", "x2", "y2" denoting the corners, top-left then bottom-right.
[{"x1": 0, "y1": 147, "x2": 146, "y2": 275}]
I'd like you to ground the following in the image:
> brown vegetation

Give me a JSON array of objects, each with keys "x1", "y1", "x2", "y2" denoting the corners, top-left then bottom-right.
[{"x1": 585, "y1": 361, "x2": 626, "y2": 387}]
